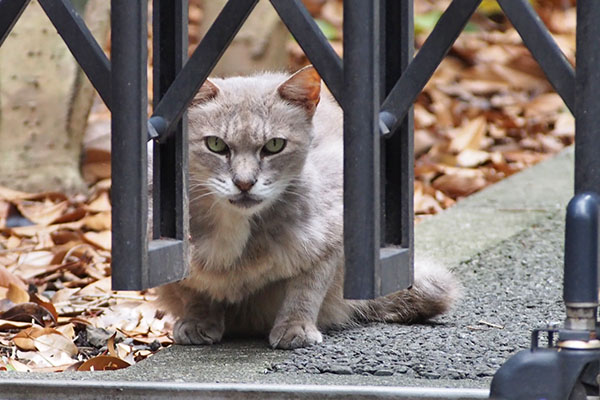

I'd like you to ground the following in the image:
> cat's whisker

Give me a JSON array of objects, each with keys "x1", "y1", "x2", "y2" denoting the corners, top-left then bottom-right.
[
  {"x1": 282, "y1": 188, "x2": 312, "y2": 202},
  {"x1": 190, "y1": 191, "x2": 219, "y2": 203}
]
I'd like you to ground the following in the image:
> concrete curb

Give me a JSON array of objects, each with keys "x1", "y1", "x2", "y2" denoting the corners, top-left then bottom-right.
[{"x1": 415, "y1": 146, "x2": 573, "y2": 270}]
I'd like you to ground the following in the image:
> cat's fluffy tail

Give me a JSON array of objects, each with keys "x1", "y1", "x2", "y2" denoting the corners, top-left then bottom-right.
[{"x1": 346, "y1": 259, "x2": 460, "y2": 323}]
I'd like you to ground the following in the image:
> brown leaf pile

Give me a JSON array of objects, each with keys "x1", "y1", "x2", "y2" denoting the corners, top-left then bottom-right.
[
  {"x1": 412, "y1": 7, "x2": 575, "y2": 217},
  {"x1": 296, "y1": 1, "x2": 575, "y2": 219},
  {"x1": 0, "y1": 183, "x2": 172, "y2": 372}
]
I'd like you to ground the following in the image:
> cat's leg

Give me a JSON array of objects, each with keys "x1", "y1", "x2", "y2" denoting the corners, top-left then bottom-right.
[
  {"x1": 173, "y1": 287, "x2": 225, "y2": 345},
  {"x1": 269, "y1": 258, "x2": 337, "y2": 349}
]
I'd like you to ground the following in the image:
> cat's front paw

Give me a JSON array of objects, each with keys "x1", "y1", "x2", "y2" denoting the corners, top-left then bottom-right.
[
  {"x1": 173, "y1": 318, "x2": 224, "y2": 345},
  {"x1": 269, "y1": 321, "x2": 323, "y2": 349}
]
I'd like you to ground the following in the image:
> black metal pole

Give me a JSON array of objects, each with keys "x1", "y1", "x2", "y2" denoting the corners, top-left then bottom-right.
[
  {"x1": 152, "y1": 0, "x2": 188, "y2": 243},
  {"x1": 575, "y1": 1, "x2": 600, "y2": 193},
  {"x1": 343, "y1": 0, "x2": 381, "y2": 299},
  {"x1": 110, "y1": 0, "x2": 149, "y2": 290},
  {"x1": 379, "y1": 0, "x2": 414, "y2": 291},
  {"x1": 490, "y1": 193, "x2": 600, "y2": 400},
  {"x1": 144, "y1": 0, "x2": 190, "y2": 288},
  {"x1": 564, "y1": 193, "x2": 600, "y2": 331}
]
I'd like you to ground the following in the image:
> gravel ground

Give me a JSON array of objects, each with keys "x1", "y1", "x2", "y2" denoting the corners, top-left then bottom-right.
[{"x1": 269, "y1": 212, "x2": 565, "y2": 382}]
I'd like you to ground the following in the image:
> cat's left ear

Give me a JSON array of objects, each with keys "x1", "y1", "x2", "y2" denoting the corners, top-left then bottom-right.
[
  {"x1": 277, "y1": 65, "x2": 321, "y2": 117},
  {"x1": 190, "y1": 79, "x2": 219, "y2": 107}
]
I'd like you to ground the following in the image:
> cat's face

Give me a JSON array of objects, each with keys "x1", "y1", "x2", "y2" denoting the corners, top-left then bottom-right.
[{"x1": 188, "y1": 67, "x2": 321, "y2": 216}]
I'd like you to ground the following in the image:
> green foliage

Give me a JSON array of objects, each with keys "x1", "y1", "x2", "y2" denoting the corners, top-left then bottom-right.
[{"x1": 315, "y1": 19, "x2": 339, "y2": 40}]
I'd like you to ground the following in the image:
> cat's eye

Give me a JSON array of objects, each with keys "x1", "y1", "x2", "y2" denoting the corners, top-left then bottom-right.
[
  {"x1": 262, "y1": 138, "x2": 286, "y2": 155},
  {"x1": 205, "y1": 136, "x2": 229, "y2": 154}
]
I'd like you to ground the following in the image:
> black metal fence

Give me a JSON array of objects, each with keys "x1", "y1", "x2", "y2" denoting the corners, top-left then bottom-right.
[
  {"x1": 0, "y1": 0, "x2": 418, "y2": 297},
  {"x1": 0, "y1": 0, "x2": 593, "y2": 295}
]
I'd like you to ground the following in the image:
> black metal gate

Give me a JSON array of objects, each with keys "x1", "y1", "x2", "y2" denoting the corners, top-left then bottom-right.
[
  {"x1": 0, "y1": 0, "x2": 419, "y2": 298},
  {"x1": 0, "y1": 0, "x2": 594, "y2": 295}
]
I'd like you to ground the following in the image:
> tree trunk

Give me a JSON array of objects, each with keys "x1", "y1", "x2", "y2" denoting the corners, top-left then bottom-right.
[
  {"x1": 0, "y1": 0, "x2": 110, "y2": 193},
  {"x1": 200, "y1": 0, "x2": 289, "y2": 76}
]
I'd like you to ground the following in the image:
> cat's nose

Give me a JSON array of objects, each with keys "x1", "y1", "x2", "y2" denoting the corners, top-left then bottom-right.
[{"x1": 233, "y1": 177, "x2": 256, "y2": 192}]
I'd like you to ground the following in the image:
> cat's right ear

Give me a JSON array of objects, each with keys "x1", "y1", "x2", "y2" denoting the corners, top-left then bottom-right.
[{"x1": 190, "y1": 79, "x2": 219, "y2": 107}]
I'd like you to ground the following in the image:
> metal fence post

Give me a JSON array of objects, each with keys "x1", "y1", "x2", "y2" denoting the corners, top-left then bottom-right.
[
  {"x1": 110, "y1": 0, "x2": 149, "y2": 289},
  {"x1": 343, "y1": 0, "x2": 381, "y2": 299},
  {"x1": 148, "y1": 0, "x2": 190, "y2": 286},
  {"x1": 380, "y1": 0, "x2": 414, "y2": 292},
  {"x1": 575, "y1": 1, "x2": 600, "y2": 193}
]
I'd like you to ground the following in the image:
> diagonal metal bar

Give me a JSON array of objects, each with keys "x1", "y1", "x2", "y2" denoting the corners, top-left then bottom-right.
[
  {"x1": 150, "y1": 0, "x2": 259, "y2": 141},
  {"x1": 269, "y1": 0, "x2": 344, "y2": 108},
  {"x1": 38, "y1": 0, "x2": 111, "y2": 108},
  {"x1": 0, "y1": 0, "x2": 29, "y2": 47},
  {"x1": 498, "y1": 0, "x2": 575, "y2": 114},
  {"x1": 379, "y1": 0, "x2": 482, "y2": 136}
]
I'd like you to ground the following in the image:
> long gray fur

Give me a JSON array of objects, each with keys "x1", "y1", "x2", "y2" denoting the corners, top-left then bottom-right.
[{"x1": 156, "y1": 67, "x2": 459, "y2": 349}]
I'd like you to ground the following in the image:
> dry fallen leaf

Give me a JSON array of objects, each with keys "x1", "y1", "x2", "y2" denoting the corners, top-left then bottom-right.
[
  {"x1": 33, "y1": 332, "x2": 78, "y2": 357},
  {"x1": 0, "y1": 267, "x2": 27, "y2": 290},
  {"x1": 82, "y1": 231, "x2": 111, "y2": 251},
  {"x1": 0, "y1": 319, "x2": 32, "y2": 330},
  {"x1": 85, "y1": 192, "x2": 111, "y2": 213},
  {"x1": 449, "y1": 116, "x2": 487, "y2": 153},
  {"x1": 13, "y1": 327, "x2": 64, "y2": 351},
  {"x1": 16, "y1": 200, "x2": 69, "y2": 227},
  {"x1": 78, "y1": 355, "x2": 130, "y2": 371},
  {"x1": 6, "y1": 283, "x2": 29, "y2": 305},
  {"x1": 1, "y1": 302, "x2": 56, "y2": 326},
  {"x1": 432, "y1": 173, "x2": 489, "y2": 198}
]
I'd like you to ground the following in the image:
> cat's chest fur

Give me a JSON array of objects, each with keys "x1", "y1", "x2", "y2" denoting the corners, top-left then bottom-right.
[
  {"x1": 178, "y1": 69, "x2": 343, "y2": 304},
  {"x1": 184, "y1": 188, "x2": 340, "y2": 303}
]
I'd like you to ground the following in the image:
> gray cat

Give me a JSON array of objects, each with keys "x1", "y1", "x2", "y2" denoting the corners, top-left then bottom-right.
[{"x1": 157, "y1": 66, "x2": 459, "y2": 349}]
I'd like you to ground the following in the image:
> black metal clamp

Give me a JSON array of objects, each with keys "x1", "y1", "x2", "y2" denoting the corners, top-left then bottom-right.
[{"x1": 490, "y1": 193, "x2": 600, "y2": 400}]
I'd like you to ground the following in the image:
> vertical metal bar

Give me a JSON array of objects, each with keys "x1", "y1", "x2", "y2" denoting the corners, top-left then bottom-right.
[
  {"x1": 149, "y1": 0, "x2": 189, "y2": 285},
  {"x1": 0, "y1": 0, "x2": 29, "y2": 46},
  {"x1": 152, "y1": 0, "x2": 188, "y2": 241},
  {"x1": 343, "y1": 0, "x2": 381, "y2": 299},
  {"x1": 380, "y1": 0, "x2": 414, "y2": 292},
  {"x1": 110, "y1": 0, "x2": 148, "y2": 290},
  {"x1": 575, "y1": 1, "x2": 600, "y2": 194}
]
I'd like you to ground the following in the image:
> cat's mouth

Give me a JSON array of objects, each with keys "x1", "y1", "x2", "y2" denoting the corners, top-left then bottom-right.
[{"x1": 228, "y1": 194, "x2": 263, "y2": 209}]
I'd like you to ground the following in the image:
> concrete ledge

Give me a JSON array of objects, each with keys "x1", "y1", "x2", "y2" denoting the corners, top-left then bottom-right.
[
  {"x1": 415, "y1": 146, "x2": 573, "y2": 268},
  {"x1": 0, "y1": 379, "x2": 489, "y2": 400}
]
